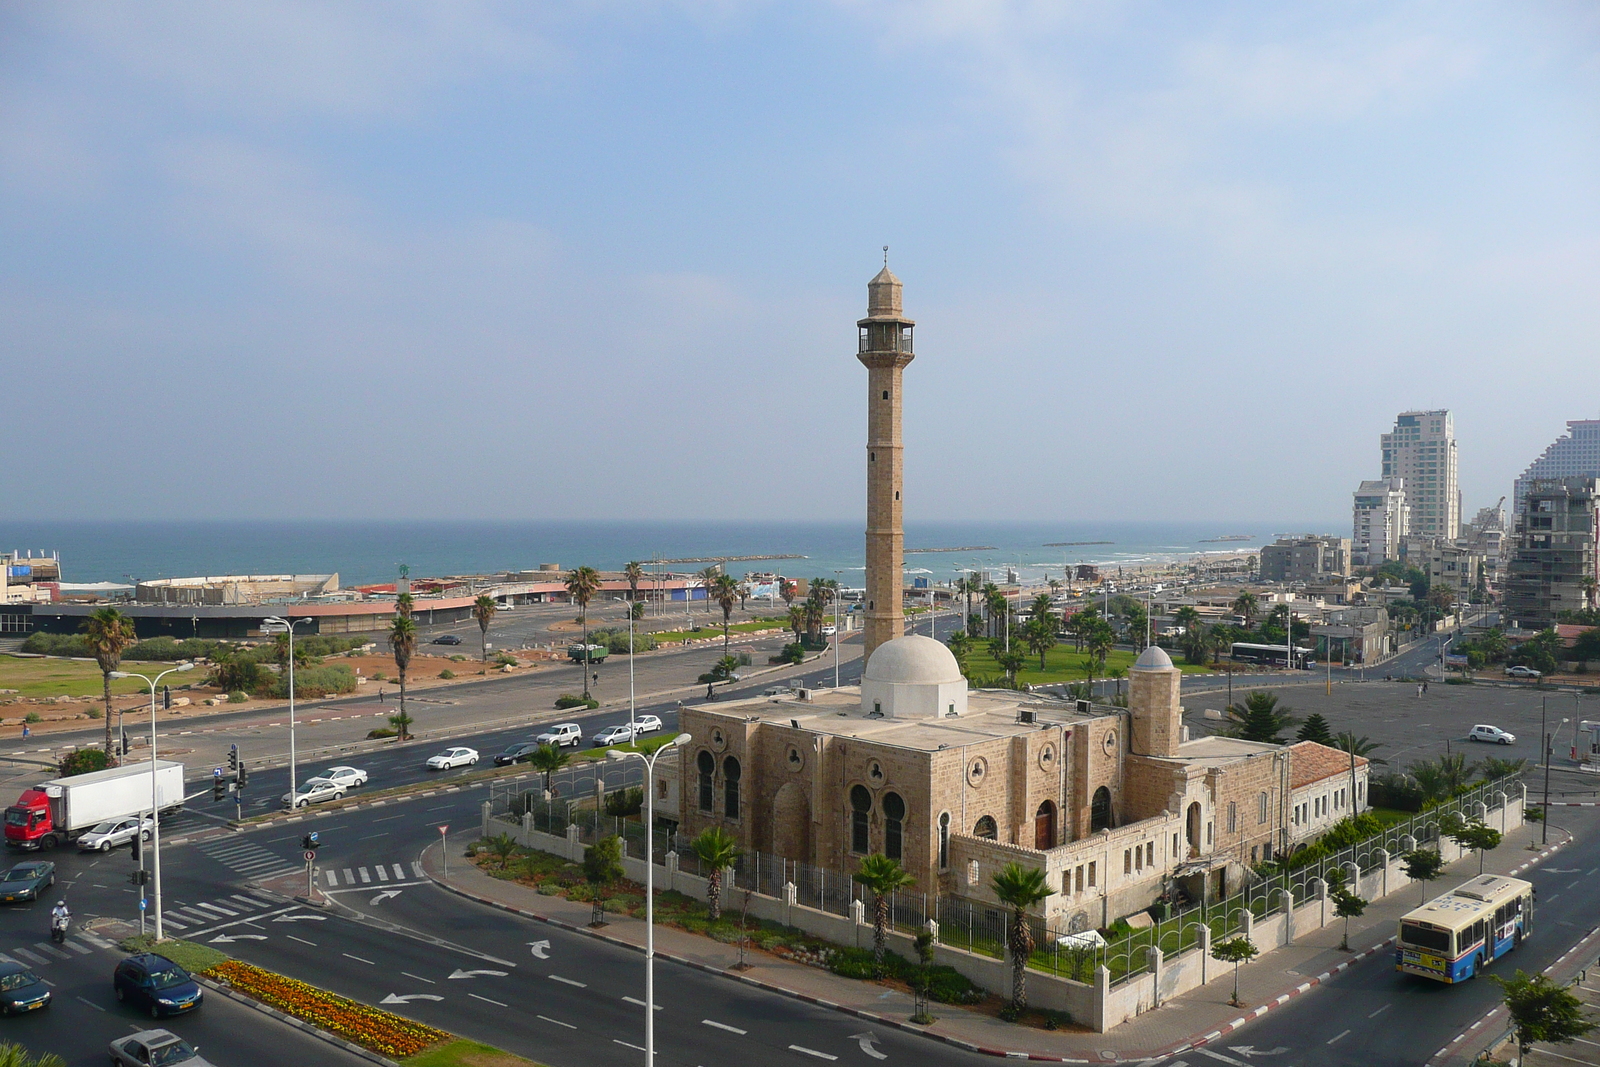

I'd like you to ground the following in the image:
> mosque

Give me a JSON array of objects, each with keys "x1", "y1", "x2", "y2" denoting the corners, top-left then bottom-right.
[{"x1": 674, "y1": 266, "x2": 1366, "y2": 931}]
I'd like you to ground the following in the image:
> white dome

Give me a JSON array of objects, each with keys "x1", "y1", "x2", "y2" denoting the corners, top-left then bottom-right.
[
  {"x1": 1132, "y1": 645, "x2": 1174, "y2": 670},
  {"x1": 864, "y1": 634, "x2": 963, "y2": 685}
]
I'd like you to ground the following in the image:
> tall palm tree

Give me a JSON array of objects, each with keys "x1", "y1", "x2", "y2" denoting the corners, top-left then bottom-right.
[
  {"x1": 854, "y1": 855, "x2": 916, "y2": 967},
  {"x1": 528, "y1": 743, "x2": 571, "y2": 796},
  {"x1": 472, "y1": 595, "x2": 497, "y2": 663},
  {"x1": 787, "y1": 605, "x2": 805, "y2": 645},
  {"x1": 697, "y1": 567, "x2": 721, "y2": 615},
  {"x1": 779, "y1": 579, "x2": 797, "y2": 611},
  {"x1": 1232, "y1": 592, "x2": 1258, "y2": 630},
  {"x1": 389, "y1": 613, "x2": 417, "y2": 739},
  {"x1": 624, "y1": 561, "x2": 644, "y2": 604},
  {"x1": 690, "y1": 826, "x2": 743, "y2": 921},
  {"x1": 83, "y1": 608, "x2": 137, "y2": 757},
  {"x1": 1172, "y1": 605, "x2": 1201, "y2": 635},
  {"x1": 991, "y1": 862, "x2": 1051, "y2": 1012},
  {"x1": 396, "y1": 592, "x2": 414, "y2": 618},
  {"x1": 0, "y1": 1042, "x2": 66, "y2": 1067},
  {"x1": 565, "y1": 566, "x2": 602, "y2": 700},
  {"x1": 1332, "y1": 732, "x2": 1387, "y2": 765},
  {"x1": 711, "y1": 574, "x2": 740, "y2": 653}
]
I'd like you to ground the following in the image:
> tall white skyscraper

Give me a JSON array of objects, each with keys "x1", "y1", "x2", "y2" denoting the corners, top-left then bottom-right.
[
  {"x1": 1352, "y1": 477, "x2": 1408, "y2": 565},
  {"x1": 1381, "y1": 410, "x2": 1459, "y2": 540},
  {"x1": 1513, "y1": 419, "x2": 1600, "y2": 515}
]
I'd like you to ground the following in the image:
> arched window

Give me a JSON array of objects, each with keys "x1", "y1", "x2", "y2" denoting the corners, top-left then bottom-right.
[
  {"x1": 973, "y1": 815, "x2": 997, "y2": 840},
  {"x1": 1090, "y1": 786, "x2": 1112, "y2": 833},
  {"x1": 1258, "y1": 791, "x2": 1269, "y2": 824},
  {"x1": 850, "y1": 785, "x2": 872, "y2": 854},
  {"x1": 723, "y1": 756, "x2": 741, "y2": 819},
  {"x1": 883, "y1": 792, "x2": 906, "y2": 861},
  {"x1": 697, "y1": 751, "x2": 714, "y2": 813},
  {"x1": 938, "y1": 813, "x2": 951, "y2": 868}
]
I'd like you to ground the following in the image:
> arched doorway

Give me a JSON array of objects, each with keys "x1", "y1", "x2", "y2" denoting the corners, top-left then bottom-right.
[
  {"x1": 1186, "y1": 801, "x2": 1202, "y2": 857},
  {"x1": 1090, "y1": 787, "x2": 1112, "y2": 833},
  {"x1": 1034, "y1": 800, "x2": 1056, "y2": 850},
  {"x1": 850, "y1": 785, "x2": 872, "y2": 854}
]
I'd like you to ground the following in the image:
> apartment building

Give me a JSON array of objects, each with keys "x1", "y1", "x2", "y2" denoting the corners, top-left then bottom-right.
[
  {"x1": 1504, "y1": 477, "x2": 1600, "y2": 630},
  {"x1": 1260, "y1": 535, "x2": 1351, "y2": 583},
  {"x1": 1352, "y1": 478, "x2": 1408, "y2": 566},
  {"x1": 1382, "y1": 410, "x2": 1459, "y2": 540}
]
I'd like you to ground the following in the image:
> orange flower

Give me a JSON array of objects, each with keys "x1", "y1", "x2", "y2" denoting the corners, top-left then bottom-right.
[{"x1": 204, "y1": 961, "x2": 450, "y2": 1056}]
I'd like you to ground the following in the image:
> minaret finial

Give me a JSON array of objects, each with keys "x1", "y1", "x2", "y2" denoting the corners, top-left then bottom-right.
[{"x1": 883, "y1": 245, "x2": 889, "y2": 267}]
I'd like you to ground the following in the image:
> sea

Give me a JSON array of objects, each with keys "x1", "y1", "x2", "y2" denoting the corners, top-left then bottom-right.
[{"x1": 0, "y1": 519, "x2": 1340, "y2": 589}]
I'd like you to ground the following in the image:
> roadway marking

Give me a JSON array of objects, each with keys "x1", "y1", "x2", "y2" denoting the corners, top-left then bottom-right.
[
  {"x1": 614, "y1": 1040, "x2": 646, "y2": 1052},
  {"x1": 402, "y1": 972, "x2": 436, "y2": 984},
  {"x1": 788, "y1": 1047, "x2": 838, "y2": 1061},
  {"x1": 703, "y1": 1019, "x2": 746, "y2": 1034},
  {"x1": 469, "y1": 993, "x2": 508, "y2": 1007},
  {"x1": 343, "y1": 869, "x2": 355, "y2": 883},
  {"x1": 537, "y1": 1015, "x2": 576, "y2": 1029},
  {"x1": 343, "y1": 953, "x2": 376, "y2": 965},
  {"x1": 287, "y1": 935, "x2": 318, "y2": 946},
  {"x1": 1328, "y1": 1030, "x2": 1350, "y2": 1044},
  {"x1": 1196, "y1": 1051, "x2": 1252, "y2": 1067},
  {"x1": 623, "y1": 996, "x2": 663, "y2": 1010},
  {"x1": 1569, "y1": 879, "x2": 1583, "y2": 889},
  {"x1": 1368, "y1": 1003, "x2": 1392, "y2": 1018},
  {"x1": 549, "y1": 974, "x2": 586, "y2": 988},
  {"x1": 360, "y1": 868, "x2": 372, "y2": 883},
  {"x1": 75, "y1": 995, "x2": 106, "y2": 1012},
  {"x1": 360, "y1": 834, "x2": 389, "y2": 841},
  {"x1": 373, "y1": 814, "x2": 406, "y2": 822}
]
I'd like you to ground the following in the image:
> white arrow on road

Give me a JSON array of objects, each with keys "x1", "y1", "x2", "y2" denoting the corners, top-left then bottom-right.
[
  {"x1": 369, "y1": 890, "x2": 402, "y2": 906},
  {"x1": 449, "y1": 968, "x2": 509, "y2": 979},
  {"x1": 1227, "y1": 1048, "x2": 1287, "y2": 1058},
  {"x1": 209, "y1": 934, "x2": 268, "y2": 944},
  {"x1": 382, "y1": 993, "x2": 445, "y2": 1005},
  {"x1": 1542, "y1": 868, "x2": 1581, "y2": 874},
  {"x1": 849, "y1": 1032, "x2": 887, "y2": 1060},
  {"x1": 528, "y1": 940, "x2": 551, "y2": 959},
  {"x1": 272, "y1": 913, "x2": 327, "y2": 923}
]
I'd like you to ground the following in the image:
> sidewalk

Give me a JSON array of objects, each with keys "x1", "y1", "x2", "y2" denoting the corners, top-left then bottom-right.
[{"x1": 421, "y1": 821, "x2": 1567, "y2": 1063}]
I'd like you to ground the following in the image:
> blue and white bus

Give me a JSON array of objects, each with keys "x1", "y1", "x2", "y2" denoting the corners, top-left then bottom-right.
[{"x1": 1396, "y1": 874, "x2": 1534, "y2": 983}]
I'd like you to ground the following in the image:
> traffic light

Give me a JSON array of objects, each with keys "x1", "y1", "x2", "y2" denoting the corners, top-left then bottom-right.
[
  {"x1": 128, "y1": 870, "x2": 149, "y2": 886},
  {"x1": 227, "y1": 745, "x2": 239, "y2": 774},
  {"x1": 131, "y1": 832, "x2": 142, "y2": 865},
  {"x1": 236, "y1": 762, "x2": 248, "y2": 789},
  {"x1": 300, "y1": 831, "x2": 320, "y2": 852},
  {"x1": 120, "y1": 730, "x2": 130, "y2": 756},
  {"x1": 162, "y1": 685, "x2": 171, "y2": 710},
  {"x1": 212, "y1": 773, "x2": 226, "y2": 802}
]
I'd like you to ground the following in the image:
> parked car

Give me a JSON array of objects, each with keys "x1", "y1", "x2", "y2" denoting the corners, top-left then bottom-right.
[
  {"x1": 110, "y1": 1030, "x2": 213, "y2": 1067},
  {"x1": 431, "y1": 634, "x2": 463, "y2": 645},
  {"x1": 1505, "y1": 665, "x2": 1542, "y2": 678},
  {"x1": 493, "y1": 741, "x2": 545, "y2": 766},
  {"x1": 535, "y1": 723, "x2": 582, "y2": 748},
  {"x1": 318, "y1": 766, "x2": 369, "y2": 788},
  {"x1": 632, "y1": 714, "x2": 663, "y2": 734},
  {"x1": 77, "y1": 816, "x2": 154, "y2": 852},
  {"x1": 1469, "y1": 724, "x2": 1517, "y2": 745},
  {"x1": 281, "y1": 778, "x2": 346, "y2": 808},
  {"x1": 0, "y1": 862, "x2": 54, "y2": 904},
  {"x1": 0, "y1": 960, "x2": 50, "y2": 1014},
  {"x1": 112, "y1": 953, "x2": 203, "y2": 1018},
  {"x1": 591, "y1": 724, "x2": 636, "y2": 747},
  {"x1": 820, "y1": 624, "x2": 837, "y2": 637},
  {"x1": 761, "y1": 686, "x2": 792, "y2": 697},
  {"x1": 426, "y1": 747, "x2": 479, "y2": 770}
]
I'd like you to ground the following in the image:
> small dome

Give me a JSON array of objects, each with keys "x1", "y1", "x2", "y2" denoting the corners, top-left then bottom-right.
[
  {"x1": 1132, "y1": 645, "x2": 1174, "y2": 670},
  {"x1": 866, "y1": 265, "x2": 903, "y2": 317},
  {"x1": 863, "y1": 634, "x2": 962, "y2": 685}
]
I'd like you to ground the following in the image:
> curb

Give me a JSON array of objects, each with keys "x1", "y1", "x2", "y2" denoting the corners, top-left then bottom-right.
[{"x1": 194, "y1": 975, "x2": 401, "y2": 1067}]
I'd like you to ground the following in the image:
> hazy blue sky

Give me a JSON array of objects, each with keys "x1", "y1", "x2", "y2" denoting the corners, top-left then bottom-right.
[{"x1": 3, "y1": 2, "x2": 1596, "y2": 524}]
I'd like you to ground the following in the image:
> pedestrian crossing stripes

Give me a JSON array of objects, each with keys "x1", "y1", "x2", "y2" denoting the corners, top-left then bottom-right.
[
  {"x1": 324, "y1": 861, "x2": 425, "y2": 887},
  {"x1": 195, "y1": 836, "x2": 298, "y2": 879},
  {"x1": 158, "y1": 892, "x2": 276, "y2": 932},
  {"x1": 0, "y1": 933, "x2": 103, "y2": 968}
]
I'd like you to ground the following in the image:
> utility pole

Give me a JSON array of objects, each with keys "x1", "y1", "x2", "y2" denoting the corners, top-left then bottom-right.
[{"x1": 1542, "y1": 695, "x2": 1551, "y2": 845}]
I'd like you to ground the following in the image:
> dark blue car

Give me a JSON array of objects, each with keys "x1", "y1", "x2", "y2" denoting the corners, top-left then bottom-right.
[
  {"x1": 113, "y1": 953, "x2": 202, "y2": 1018},
  {"x1": 0, "y1": 960, "x2": 49, "y2": 1013}
]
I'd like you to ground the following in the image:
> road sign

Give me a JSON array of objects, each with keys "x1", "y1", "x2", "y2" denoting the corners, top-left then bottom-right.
[
  {"x1": 439, "y1": 825, "x2": 449, "y2": 835},
  {"x1": 304, "y1": 850, "x2": 316, "y2": 861}
]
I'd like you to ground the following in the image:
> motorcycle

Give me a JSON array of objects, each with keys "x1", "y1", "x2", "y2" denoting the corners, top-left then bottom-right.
[{"x1": 50, "y1": 914, "x2": 68, "y2": 944}]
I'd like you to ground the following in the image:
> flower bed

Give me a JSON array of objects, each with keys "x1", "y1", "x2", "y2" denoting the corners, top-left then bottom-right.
[{"x1": 204, "y1": 959, "x2": 450, "y2": 1058}]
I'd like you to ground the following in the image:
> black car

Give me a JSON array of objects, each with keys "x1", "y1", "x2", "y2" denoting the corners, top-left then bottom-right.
[
  {"x1": 493, "y1": 741, "x2": 544, "y2": 766},
  {"x1": 113, "y1": 953, "x2": 203, "y2": 1018},
  {"x1": 0, "y1": 960, "x2": 50, "y2": 1014},
  {"x1": 431, "y1": 634, "x2": 463, "y2": 645}
]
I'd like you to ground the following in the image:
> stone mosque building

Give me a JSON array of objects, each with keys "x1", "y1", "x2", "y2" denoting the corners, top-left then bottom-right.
[{"x1": 674, "y1": 265, "x2": 1366, "y2": 930}]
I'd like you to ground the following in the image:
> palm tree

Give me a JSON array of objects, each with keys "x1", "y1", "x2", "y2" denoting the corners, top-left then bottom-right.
[
  {"x1": 1332, "y1": 732, "x2": 1387, "y2": 765},
  {"x1": 1086, "y1": 619, "x2": 1114, "y2": 678},
  {"x1": 0, "y1": 1042, "x2": 66, "y2": 1067},
  {"x1": 1024, "y1": 614, "x2": 1056, "y2": 671},
  {"x1": 1224, "y1": 691, "x2": 1296, "y2": 743},
  {"x1": 697, "y1": 567, "x2": 721, "y2": 615},
  {"x1": 711, "y1": 574, "x2": 740, "y2": 653},
  {"x1": 624, "y1": 561, "x2": 644, "y2": 604},
  {"x1": 779, "y1": 579, "x2": 797, "y2": 611},
  {"x1": 472, "y1": 595, "x2": 497, "y2": 663},
  {"x1": 991, "y1": 862, "x2": 1051, "y2": 1012},
  {"x1": 690, "y1": 826, "x2": 743, "y2": 921},
  {"x1": 787, "y1": 605, "x2": 805, "y2": 645},
  {"x1": 396, "y1": 592, "x2": 414, "y2": 618},
  {"x1": 854, "y1": 855, "x2": 916, "y2": 967},
  {"x1": 565, "y1": 566, "x2": 602, "y2": 700},
  {"x1": 1479, "y1": 756, "x2": 1528, "y2": 781},
  {"x1": 83, "y1": 608, "x2": 137, "y2": 757},
  {"x1": 1232, "y1": 592, "x2": 1258, "y2": 629},
  {"x1": 1407, "y1": 758, "x2": 1453, "y2": 805},
  {"x1": 528, "y1": 743, "x2": 571, "y2": 796},
  {"x1": 1209, "y1": 625, "x2": 1232, "y2": 666},
  {"x1": 1172, "y1": 605, "x2": 1201, "y2": 634},
  {"x1": 389, "y1": 613, "x2": 417, "y2": 739}
]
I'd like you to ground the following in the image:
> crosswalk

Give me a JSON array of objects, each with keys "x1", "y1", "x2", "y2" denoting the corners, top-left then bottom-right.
[
  {"x1": 156, "y1": 892, "x2": 280, "y2": 934},
  {"x1": 195, "y1": 837, "x2": 298, "y2": 880},
  {"x1": 324, "y1": 861, "x2": 425, "y2": 888},
  {"x1": 0, "y1": 929, "x2": 113, "y2": 970}
]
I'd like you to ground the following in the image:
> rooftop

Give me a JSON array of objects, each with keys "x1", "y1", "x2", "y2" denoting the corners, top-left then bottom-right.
[{"x1": 1288, "y1": 740, "x2": 1369, "y2": 789}]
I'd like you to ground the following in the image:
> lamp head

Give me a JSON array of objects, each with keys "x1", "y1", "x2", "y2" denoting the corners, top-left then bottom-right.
[
  {"x1": 175, "y1": 662, "x2": 194, "y2": 672},
  {"x1": 606, "y1": 749, "x2": 628, "y2": 762},
  {"x1": 670, "y1": 732, "x2": 692, "y2": 747},
  {"x1": 108, "y1": 671, "x2": 130, "y2": 680}
]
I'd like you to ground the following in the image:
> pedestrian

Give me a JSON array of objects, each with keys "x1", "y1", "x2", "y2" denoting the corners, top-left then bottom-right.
[
  {"x1": 379, "y1": 686, "x2": 385, "y2": 703},
  {"x1": 1423, "y1": 680, "x2": 1429, "y2": 694},
  {"x1": 1416, "y1": 683, "x2": 1423, "y2": 698},
  {"x1": 20, "y1": 724, "x2": 29, "y2": 740}
]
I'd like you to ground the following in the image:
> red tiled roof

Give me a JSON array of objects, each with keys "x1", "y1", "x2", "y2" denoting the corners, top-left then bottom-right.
[
  {"x1": 1556, "y1": 624, "x2": 1597, "y2": 644},
  {"x1": 1290, "y1": 740, "x2": 1368, "y2": 789}
]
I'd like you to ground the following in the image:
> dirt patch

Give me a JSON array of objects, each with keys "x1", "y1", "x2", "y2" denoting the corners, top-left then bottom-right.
[{"x1": 547, "y1": 620, "x2": 585, "y2": 633}]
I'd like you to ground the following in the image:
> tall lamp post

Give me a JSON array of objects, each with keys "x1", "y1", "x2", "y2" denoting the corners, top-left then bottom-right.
[
  {"x1": 608, "y1": 732, "x2": 691, "y2": 1067},
  {"x1": 109, "y1": 661, "x2": 194, "y2": 941},
  {"x1": 613, "y1": 597, "x2": 637, "y2": 736},
  {"x1": 264, "y1": 616, "x2": 314, "y2": 807}
]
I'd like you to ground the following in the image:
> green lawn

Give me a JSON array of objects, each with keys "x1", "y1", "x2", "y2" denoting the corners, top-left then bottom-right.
[
  {"x1": 0, "y1": 655, "x2": 192, "y2": 699},
  {"x1": 403, "y1": 1040, "x2": 546, "y2": 1067},
  {"x1": 649, "y1": 617, "x2": 790, "y2": 643},
  {"x1": 961, "y1": 641, "x2": 1211, "y2": 686}
]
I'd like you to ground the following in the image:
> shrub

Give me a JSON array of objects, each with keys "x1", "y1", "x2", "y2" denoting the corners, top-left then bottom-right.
[
  {"x1": 59, "y1": 748, "x2": 112, "y2": 776},
  {"x1": 367, "y1": 727, "x2": 397, "y2": 739},
  {"x1": 371, "y1": 672, "x2": 388, "y2": 682},
  {"x1": 20, "y1": 633, "x2": 90, "y2": 657},
  {"x1": 604, "y1": 787, "x2": 643, "y2": 818},
  {"x1": 85, "y1": 708, "x2": 101, "y2": 718},
  {"x1": 227, "y1": 691, "x2": 248, "y2": 704},
  {"x1": 555, "y1": 694, "x2": 599, "y2": 710},
  {"x1": 438, "y1": 670, "x2": 456, "y2": 680},
  {"x1": 126, "y1": 637, "x2": 223, "y2": 661},
  {"x1": 449, "y1": 654, "x2": 467, "y2": 662},
  {"x1": 267, "y1": 664, "x2": 357, "y2": 699},
  {"x1": 493, "y1": 653, "x2": 519, "y2": 667},
  {"x1": 776, "y1": 643, "x2": 805, "y2": 665},
  {"x1": 209, "y1": 655, "x2": 268, "y2": 695},
  {"x1": 592, "y1": 627, "x2": 658, "y2": 655},
  {"x1": 24, "y1": 712, "x2": 41, "y2": 724}
]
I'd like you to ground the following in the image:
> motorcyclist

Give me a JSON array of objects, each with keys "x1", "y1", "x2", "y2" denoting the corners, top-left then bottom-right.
[{"x1": 50, "y1": 900, "x2": 69, "y2": 930}]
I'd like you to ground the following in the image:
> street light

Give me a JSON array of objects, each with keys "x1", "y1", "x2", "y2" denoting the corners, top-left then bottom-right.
[
  {"x1": 608, "y1": 732, "x2": 691, "y2": 1067},
  {"x1": 109, "y1": 661, "x2": 194, "y2": 941},
  {"x1": 613, "y1": 598, "x2": 637, "y2": 737},
  {"x1": 264, "y1": 616, "x2": 315, "y2": 807}
]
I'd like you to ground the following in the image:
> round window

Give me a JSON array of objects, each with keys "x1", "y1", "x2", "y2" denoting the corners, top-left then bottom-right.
[
  {"x1": 1102, "y1": 731, "x2": 1117, "y2": 755},
  {"x1": 967, "y1": 757, "x2": 988, "y2": 787},
  {"x1": 869, "y1": 761, "x2": 884, "y2": 781},
  {"x1": 787, "y1": 746, "x2": 804, "y2": 771},
  {"x1": 710, "y1": 728, "x2": 727, "y2": 753},
  {"x1": 1038, "y1": 744, "x2": 1056, "y2": 770}
]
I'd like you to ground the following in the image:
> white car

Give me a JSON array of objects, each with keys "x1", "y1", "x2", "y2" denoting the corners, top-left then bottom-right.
[
  {"x1": 426, "y1": 747, "x2": 479, "y2": 770},
  {"x1": 535, "y1": 723, "x2": 583, "y2": 748},
  {"x1": 1469, "y1": 724, "x2": 1517, "y2": 745},
  {"x1": 632, "y1": 714, "x2": 663, "y2": 734},
  {"x1": 78, "y1": 816, "x2": 153, "y2": 852},
  {"x1": 1505, "y1": 665, "x2": 1542, "y2": 679},
  {"x1": 282, "y1": 778, "x2": 346, "y2": 808},
  {"x1": 110, "y1": 1030, "x2": 216, "y2": 1067},
  {"x1": 591, "y1": 724, "x2": 636, "y2": 747},
  {"x1": 318, "y1": 766, "x2": 369, "y2": 788}
]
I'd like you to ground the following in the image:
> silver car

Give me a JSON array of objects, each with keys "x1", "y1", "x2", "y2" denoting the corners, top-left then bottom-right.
[
  {"x1": 110, "y1": 1029, "x2": 215, "y2": 1067},
  {"x1": 77, "y1": 816, "x2": 154, "y2": 852},
  {"x1": 281, "y1": 777, "x2": 346, "y2": 808}
]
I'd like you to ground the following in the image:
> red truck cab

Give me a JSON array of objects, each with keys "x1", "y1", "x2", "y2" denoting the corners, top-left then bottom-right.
[{"x1": 4, "y1": 790, "x2": 57, "y2": 850}]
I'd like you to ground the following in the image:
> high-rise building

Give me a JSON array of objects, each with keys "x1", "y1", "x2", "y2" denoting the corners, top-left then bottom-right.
[
  {"x1": 1513, "y1": 420, "x2": 1600, "y2": 515},
  {"x1": 1352, "y1": 478, "x2": 1408, "y2": 566},
  {"x1": 1381, "y1": 410, "x2": 1459, "y2": 540},
  {"x1": 858, "y1": 262, "x2": 913, "y2": 666},
  {"x1": 1504, "y1": 477, "x2": 1600, "y2": 630}
]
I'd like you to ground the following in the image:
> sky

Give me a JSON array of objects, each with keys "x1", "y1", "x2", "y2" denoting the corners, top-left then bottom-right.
[{"x1": 2, "y1": 1, "x2": 1597, "y2": 525}]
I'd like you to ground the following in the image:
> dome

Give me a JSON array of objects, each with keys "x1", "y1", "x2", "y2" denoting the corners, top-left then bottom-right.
[
  {"x1": 863, "y1": 634, "x2": 962, "y2": 685},
  {"x1": 1131, "y1": 645, "x2": 1174, "y2": 670}
]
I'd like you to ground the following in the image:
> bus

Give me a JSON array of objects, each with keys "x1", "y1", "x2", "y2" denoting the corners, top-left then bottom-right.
[
  {"x1": 1396, "y1": 874, "x2": 1534, "y2": 983},
  {"x1": 1230, "y1": 642, "x2": 1315, "y2": 669}
]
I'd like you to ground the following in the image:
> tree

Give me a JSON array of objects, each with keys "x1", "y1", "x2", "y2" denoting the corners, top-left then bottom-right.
[
  {"x1": 946, "y1": 631, "x2": 972, "y2": 678},
  {"x1": 58, "y1": 749, "x2": 112, "y2": 777},
  {"x1": 1406, "y1": 759, "x2": 1454, "y2": 805},
  {"x1": 1172, "y1": 605, "x2": 1201, "y2": 636},
  {"x1": 82, "y1": 607, "x2": 137, "y2": 757},
  {"x1": 528, "y1": 743, "x2": 571, "y2": 795},
  {"x1": 989, "y1": 639, "x2": 1025, "y2": 687},
  {"x1": 711, "y1": 574, "x2": 740, "y2": 653},
  {"x1": 1512, "y1": 629, "x2": 1563, "y2": 676},
  {"x1": 1225, "y1": 691, "x2": 1296, "y2": 744},
  {"x1": 483, "y1": 831, "x2": 519, "y2": 869},
  {"x1": 1232, "y1": 592, "x2": 1259, "y2": 629},
  {"x1": 1451, "y1": 820, "x2": 1503, "y2": 874},
  {"x1": 689, "y1": 826, "x2": 743, "y2": 921},
  {"x1": 1332, "y1": 732, "x2": 1387, "y2": 765},
  {"x1": 389, "y1": 613, "x2": 417, "y2": 735},
  {"x1": 1211, "y1": 936, "x2": 1259, "y2": 1006},
  {"x1": 990, "y1": 862, "x2": 1051, "y2": 1013},
  {"x1": 1085, "y1": 618, "x2": 1115, "y2": 677},
  {"x1": 854, "y1": 855, "x2": 916, "y2": 968},
  {"x1": 787, "y1": 605, "x2": 805, "y2": 644},
  {"x1": 1402, "y1": 848, "x2": 1444, "y2": 903},
  {"x1": 624, "y1": 561, "x2": 644, "y2": 603},
  {"x1": 472, "y1": 595, "x2": 498, "y2": 663},
  {"x1": 1333, "y1": 889, "x2": 1367, "y2": 951},
  {"x1": 1573, "y1": 628, "x2": 1600, "y2": 668},
  {"x1": 1107, "y1": 666, "x2": 1126, "y2": 699},
  {"x1": 779, "y1": 579, "x2": 797, "y2": 611},
  {"x1": 0, "y1": 1041, "x2": 66, "y2": 1067},
  {"x1": 697, "y1": 566, "x2": 722, "y2": 615},
  {"x1": 565, "y1": 566, "x2": 602, "y2": 699},
  {"x1": 1023, "y1": 613, "x2": 1057, "y2": 671},
  {"x1": 395, "y1": 592, "x2": 414, "y2": 618},
  {"x1": 1439, "y1": 751, "x2": 1478, "y2": 794},
  {"x1": 1479, "y1": 756, "x2": 1529, "y2": 781},
  {"x1": 1124, "y1": 604, "x2": 1149, "y2": 650},
  {"x1": 271, "y1": 633, "x2": 312, "y2": 670},
  {"x1": 1491, "y1": 969, "x2": 1599, "y2": 1063},
  {"x1": 584, "y1": 833, "x2": 625, "y2": 925},
  {"x1": 1296, "y1": 713, "x2": 1334, "y2": 745},
  {"x1": 387, "y1": 708, "x2": 414, "y2": 741}
]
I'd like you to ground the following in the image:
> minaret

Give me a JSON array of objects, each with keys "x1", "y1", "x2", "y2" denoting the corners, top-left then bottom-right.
[{"x1": 858, "y1": 255, "x2": 914, "y2": 668}]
